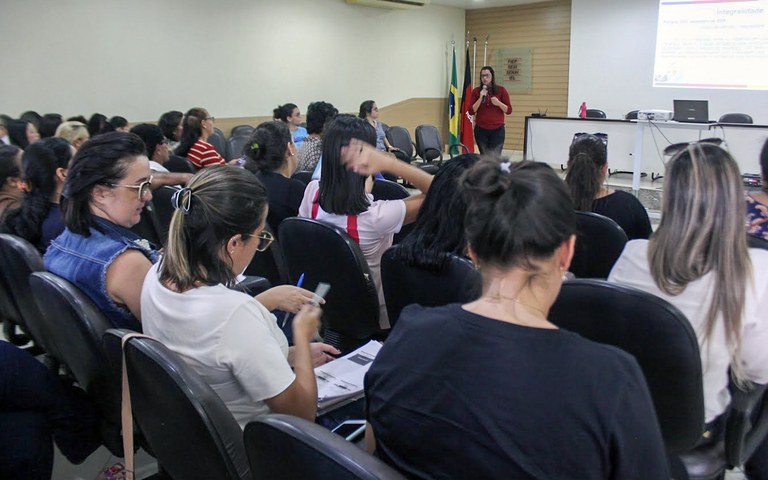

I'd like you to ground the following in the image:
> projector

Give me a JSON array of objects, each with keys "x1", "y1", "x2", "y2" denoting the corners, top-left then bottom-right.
[{"x1": 638, "y1": 109, "x2": 673, "y2": 121}]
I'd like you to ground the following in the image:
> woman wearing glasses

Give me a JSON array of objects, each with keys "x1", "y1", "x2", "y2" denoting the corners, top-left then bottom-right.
[
  {"x1": 609, "y1": 141, "x2": 768, "y2": 478},
  {"x1": 470, "y1": 66, "x2": 512, "y2": 155},
  {"x1": 141, "y1": 166, "x2": 338, "y2": 428},
  {"x1": 175, "y1": 107, "x2": 226, "y2": 169},
  {"x1": 44, "y1": 132, "x2": 158, "y2": 329},
  {"x1": 565, "y1": 133, "x2": 652, "y2": 240}
]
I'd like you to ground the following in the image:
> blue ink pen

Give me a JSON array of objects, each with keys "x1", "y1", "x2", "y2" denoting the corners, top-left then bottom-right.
[{"x1": 281, "y1": 273, "x2": 305, "y2": 328}]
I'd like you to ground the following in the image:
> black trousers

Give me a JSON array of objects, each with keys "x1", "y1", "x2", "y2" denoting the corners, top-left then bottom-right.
[{"x1": 474, "y1": 125, "x2": 505, "y2": 155}]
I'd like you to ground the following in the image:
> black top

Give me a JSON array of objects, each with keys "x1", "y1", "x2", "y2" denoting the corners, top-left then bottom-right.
[
  {"x1": 164, "y1": 154, "x2": 196, "y2": 173},
  {"x1": 255, "y1": 170, "x2": 306, "y2": 231},
  {"x1": 593, "y1": 190, "x2": 652, "y2": 240},
  {"x1": 365, "y1": 304, "x2": 669, "y2": 480}
]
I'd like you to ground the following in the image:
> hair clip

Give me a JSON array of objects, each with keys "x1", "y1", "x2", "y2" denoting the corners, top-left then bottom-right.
[
  {"x1": 250, "y1": 143, "x2": 260, "y2": 151},
  {"x1": 500, "y1": 161, "x2": 511, "y2": 173},
  {"x1": 171, "y1": 187, "x2": 193, "y2": 214}
]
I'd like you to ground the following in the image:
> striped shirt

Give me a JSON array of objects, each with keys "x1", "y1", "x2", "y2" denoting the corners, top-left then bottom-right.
[{"x1": 187, "y1": 139, "x2": 225, "y2": 169}]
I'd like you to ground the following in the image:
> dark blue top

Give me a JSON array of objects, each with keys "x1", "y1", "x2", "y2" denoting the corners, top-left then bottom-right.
[{"x1": 40, "y1": 203, "x2": 64, "y2": 252}]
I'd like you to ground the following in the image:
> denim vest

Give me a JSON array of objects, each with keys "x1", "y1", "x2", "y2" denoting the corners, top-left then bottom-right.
[{"x1": 44, "y1": 217, "x2": 158, "y2": 330}]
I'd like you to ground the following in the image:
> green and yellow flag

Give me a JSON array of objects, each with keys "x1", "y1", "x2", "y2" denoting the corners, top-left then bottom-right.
[{"x1": 449, "y1": 45, "x2": 459, "y2": 147}]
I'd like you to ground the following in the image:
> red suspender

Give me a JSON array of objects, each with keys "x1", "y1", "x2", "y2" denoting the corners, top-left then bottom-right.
[{"x1": 310, "y1": 188, "x2": 360, "y2": 244}]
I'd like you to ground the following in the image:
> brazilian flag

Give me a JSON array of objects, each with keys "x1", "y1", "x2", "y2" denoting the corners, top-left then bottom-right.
[{"x1": 449, "y1": 46, "x2": 459, "y2": 148}]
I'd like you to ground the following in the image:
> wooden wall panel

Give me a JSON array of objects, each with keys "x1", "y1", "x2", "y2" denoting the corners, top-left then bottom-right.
[{"x1": 466, "y1": 0, "x2": 571, "y2": 151}]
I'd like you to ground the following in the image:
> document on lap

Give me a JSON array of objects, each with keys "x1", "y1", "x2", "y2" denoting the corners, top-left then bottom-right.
[{"x1": 315, "y1": 340, "x2": 382, "y2": 414}]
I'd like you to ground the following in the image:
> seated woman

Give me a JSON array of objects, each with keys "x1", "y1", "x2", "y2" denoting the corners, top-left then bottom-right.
[
  {"x1": 54, "y1": 121, "x2": 89, "y2": 151},
  {"x1": 746, "y1": 138, "x2": 768, "y2": 240},
  {"x1": 158, "y1": 110, "x2": 183, "y2": 153},
  {"x1": 274, "y1": 103, "x2": 308, "y2": 149},
  {"x1": 298, "y1": 115, "x2": 433, "y2": 329},
  {"x1": 0, "y1": 145, "x2": 23, "y2": 218},
  {"x1": 609, "y1": 141, "x2": 768, "y2": 478},
  {"x1": 565, "y1": 133, "x2": 651, "y2": 240},
  {"x1": 1, "y1": 137, "x2": 73, "y2": 252},
  {"x1": 7, "y1": 120, "x2": 40, "y2": 150},
  {"x1": 358, "y1": 100, "x2": 397, "y2": 153},
  {"x1": 365, "y1": 158, "x2": 669, "y2": 479},
  {"x1": 141, "y1": 166, "x2": 338, "y2": 428},
  {"x1": 243, "y1": 121, "x2": 305, "y2": 230},
  {"x1": 296, "y1": 101, "x2": 337, "y2": 173},
  {"x1": 44, "y1": 132, "x2": 158, "y2": 329},
  {"x1": 175, "y1": 108, "x2": 225, "y2": 169}
]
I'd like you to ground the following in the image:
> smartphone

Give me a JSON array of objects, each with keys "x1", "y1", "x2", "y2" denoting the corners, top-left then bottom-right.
[
  {"x1": 331, "y1": 419, "x2": 366, "y2": 442},
  {"x1": 311, "y1": 282, "x2": 331, "y2": 306}
]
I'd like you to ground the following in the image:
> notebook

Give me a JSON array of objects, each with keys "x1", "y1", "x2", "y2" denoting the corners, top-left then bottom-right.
[{"x1": 673, "y1": 100, "x2": 710, "y2": 123}]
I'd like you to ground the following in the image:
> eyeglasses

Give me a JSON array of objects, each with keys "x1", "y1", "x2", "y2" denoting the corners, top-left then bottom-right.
[
  {"x1": 108, "y1": 175, "x2": 153, "y2": 200},
  {"x1": 255, "y1": 230, "x2": 274, "y2": 252},
  {"x1": 663, "y1": 138, "x2": 724, "y2": 157}
]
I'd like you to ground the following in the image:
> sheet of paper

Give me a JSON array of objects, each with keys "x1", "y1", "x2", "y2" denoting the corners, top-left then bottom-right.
[{"x1": 315, "y1": 340, "x2": 382, "y2": 408}]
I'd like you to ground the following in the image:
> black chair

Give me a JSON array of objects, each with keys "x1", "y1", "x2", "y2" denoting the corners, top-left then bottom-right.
[
  {"x1": 279, "y1": 217, "x2": 381, "y2": 352},
  {"x1": 244, "y1": 414, "x2": 405, "y2": 480},
  {"x1": 625, "y1": 110, "x2": 639, "y2": 120},
  {"x1": 385, "y1": 126, "x2": 417, "y2": 164},
  {"x1": 414, "y1": 124, "x2": 443, "y2": 174},
  {"x1": 718, "y1": 113, "x2": 753, "y2": 124},
  {"x1": 291, "y1": 170, "x2": 313, "y2": 186},
  {"x1": 28, "y1": 272, "x2": 129, "y2": 456},
  {"x1": 122, "y1": 334, "x2": 251, "y2": 480},
  {"x1": 229, "y1": 124, "x2": 254, "y2": 138},
  {"x1": 209, "y1": 127, "x2": 229, "y2": 158},
  {"x1": 244, "y1": 224, "x2": 289, "y2": 287},
  {"x1": 748, "y1": 235, "x2": 768, "y2": 250},
  {"x1": 226, "y1": 135, "x2": 250, "y2": 161},
  {"x1": 0, "y1": 234, "x2": 47, "y2": 351},
  {"x1": 585, "y1": 109, "x2": 607, "y2": 118},
  {"x1": 381, "y1": 246, "x2": 481, "y2": 327},
  {"x1": 570, "y1": 211, "x2": 628, "y2": 279}
]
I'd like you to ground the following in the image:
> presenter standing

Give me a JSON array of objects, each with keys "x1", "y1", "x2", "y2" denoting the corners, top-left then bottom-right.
[{"x1": 470, "y1": 66, "x2": 512, "y2": 155}]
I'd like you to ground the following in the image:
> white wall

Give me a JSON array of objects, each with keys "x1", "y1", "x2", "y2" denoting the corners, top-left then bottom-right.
[
  {"x1": 0, "y1": 0, "x2": 465, "y2": 120},
  {"x1": 569, "y1": 0, "x2": 768, "y2": 124}
]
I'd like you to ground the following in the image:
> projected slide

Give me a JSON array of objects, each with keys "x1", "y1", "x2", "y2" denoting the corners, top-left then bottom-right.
[{"x1": 653, "y1": 0, "x2": 768, "y2": 90}]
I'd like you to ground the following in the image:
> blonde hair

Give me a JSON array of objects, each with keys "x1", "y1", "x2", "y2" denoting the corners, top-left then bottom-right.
[
  {"x1": 54, "y1": 121, "x2": 89, "y2": 146},
  {"x1": 649, "y1": 143, "x2": 751, "y2": 383}
]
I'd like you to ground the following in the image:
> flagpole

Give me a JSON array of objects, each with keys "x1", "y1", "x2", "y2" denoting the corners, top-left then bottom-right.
[
  {"x1": 483, "y1": 34, "x2": 489, "y2": 66},
  {"x1": 472, "y1": 37, "x2": 477, "y2": 82}
]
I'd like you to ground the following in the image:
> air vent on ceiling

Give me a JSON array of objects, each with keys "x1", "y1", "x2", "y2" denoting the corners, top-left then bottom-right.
[{"x1": 346, "y1": 0, "x2": 429, "y2": 9}]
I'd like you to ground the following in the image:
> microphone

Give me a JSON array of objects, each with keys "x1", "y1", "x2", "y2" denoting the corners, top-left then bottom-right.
[{"x1": 481, "y1": 85, "x2": 488, "y2": 105}]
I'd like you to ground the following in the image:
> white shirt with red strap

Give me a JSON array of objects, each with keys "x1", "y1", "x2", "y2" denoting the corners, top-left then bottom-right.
[{"x1": 298, "y1": 180, "x2": 406, "y2": 329}]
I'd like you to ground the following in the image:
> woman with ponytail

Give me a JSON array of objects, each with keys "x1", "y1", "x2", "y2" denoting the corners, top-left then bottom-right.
[
  {"x1": 175, "y1": 107, "x2": 225, "y2": 169},
  {"x1": 365, "y1": 158, "x2": 668, "y2": 479},
  {"x1": 564, "y1": 134, "x2": 651, "y2": 240},
  {"x1": 1, "y1": 138, "x2": 73, "y2": 251},
  {"x1": 141, "y1": 166, "x2": 338, "y2": 428},
  {"x1": 243, "y1": 121, "x2": 305, "y2": 230}
]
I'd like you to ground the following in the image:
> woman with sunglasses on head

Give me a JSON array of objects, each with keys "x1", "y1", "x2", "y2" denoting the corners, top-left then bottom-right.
[
  {"x1": 365, "y1": 158, "x2": 669, "y2": 479},
  {"x1": 609, "y1": 141, "x2": 768, "y2": 479},
  {"x1": 470, "y1": 66, "x2": 512, "y2": 155},
  {"x1": 746, "y1": 138, "x2": 768, "y2": 241},
  {"x1": 565, "y1": 133, "x2": 651, "y2": 240},
  {"x1": 44, "y1": 132, "x2": 157, "y2": 330},
  {"x1": 141, "y1": 166, "x2": 338, "y2": 428},
  {"x1": 175, "y1": 107, "x2": 225, "y2": 170}
]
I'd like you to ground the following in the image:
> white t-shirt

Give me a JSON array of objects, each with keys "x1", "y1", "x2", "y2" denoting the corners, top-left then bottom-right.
[
  {"x1": 608, "y1": 240, "x2": 768, "y2": 422},
  {"x1": 141, "y1": 263, "x2": 295, "y2": 429},
  {"x1": 298, "y1": 180, "x2": 407, "y2": 329}
]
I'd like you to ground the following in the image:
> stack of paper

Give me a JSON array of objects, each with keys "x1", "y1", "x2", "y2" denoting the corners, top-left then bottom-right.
[{"x1": 315, "y1": 340, "x2": 382, "y2": 413}]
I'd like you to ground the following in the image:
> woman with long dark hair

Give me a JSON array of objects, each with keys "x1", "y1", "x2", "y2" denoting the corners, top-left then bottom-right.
[
  {"x1": 175, "y1": 107, "x2": 226, "y2": 169},
  {"x1": 358, "y1": 100, "x2": 397, "y2": 153},
  {"x1": 564, "y1": 133, "x2": 651, "y2": 240},
  {"x1": 0, "y1": 145, "x2": 23, "y2": 218},
  {"x1": 470, "y1": 66, "x2": 512, "y2": 154}
]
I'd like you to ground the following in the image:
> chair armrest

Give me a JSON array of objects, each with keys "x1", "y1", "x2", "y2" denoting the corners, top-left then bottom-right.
[
  {"x1": 236, "y1": 276, "x2": 272, "y2": 296},
  {"x1": 448, "y1": 142, "x2": 469, "y2": 157},
  {"x1": 725, "y1": 382, "x2": 768, "y2": 468}
]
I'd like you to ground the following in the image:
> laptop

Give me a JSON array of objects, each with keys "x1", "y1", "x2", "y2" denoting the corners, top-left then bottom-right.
[{"x1": 673, "y1": 100, "x2": 710, "y2": 123}]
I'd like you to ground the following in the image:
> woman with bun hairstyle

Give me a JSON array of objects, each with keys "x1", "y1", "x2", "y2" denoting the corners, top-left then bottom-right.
[
  {"x1": 243, "y1": 121, "x2": 305, "y2": 230},
  {"x1": 565, "y1": 134, "x2": 651, "y2": 240},
  {"x1": 364, "y1": 158, "x2": 669, "y2": 479},
  {"x1": 1, "y1": 137, "x2": 73, "y2": 252},
  {"x1": 142, "y1": 166, "x2": 338, "y2": 428},
  {"x1": 175, "y1": 107, "x2": 226, "y2": 169},
  {"x1": 274, "y1": 103, "x2": 308, "y2": 149}
]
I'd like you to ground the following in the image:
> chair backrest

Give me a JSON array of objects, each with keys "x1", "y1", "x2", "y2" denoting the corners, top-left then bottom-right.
[
  {"x1": 585, "y1": 109, "x2": 607, "y2": 118},
  {"x1": 0, "y1": 234, "x2": 46, "y2": 349},
  {"x1": 748, "y1": 235, "x2": 768, "y2": 250},
  {"x1": 414, "y1": 124, "x2": 443, "y2": 163},
  {"x1": 28, "y1": 271, "x2": 126, "y2": 455},
  {"x1": 718, "y1": 113, "x2": 753, "y2": 124},
  {"x1": 209, "y1": 128, "x2": 229, "y2": 158},
  {"x1": 548, "y1": 279, "x2": 704, "y2": 453},
  {"x1": 226, "y1": 135, "x2": 250, "y2": 161},
  {"x1": 385, "y1": 126, "x2": 415, "y2": 163},
  {"x1": 625, "y1": 110, "x2": 639, "y2": 120},
  {"x1": 244, "y1": 414, "x2": 405, "y2": 480},
  {"x1": 371, "y1": 179, "x2": 409, "y2": 201},
  {"x1": 570, "y1": 211, "x2": 628, "y2": 279},
  {"x1": 150, "y1": 186, "x2": 179, "y2": 246},
  {"x1": 229, "y1": 124, "x2": 254, "y2": 138},
  {"x1": 279, "y1": 217, "x2": 380, "y2": 352},
  {"x1": 244, "y1": 223, "x2": 289, "y2": 286},
  {"x1": 291, "y1": 170, "x2": 313, "y2": 186},
  {"x1": 123, "y1": 335, "x2": 250, "y2": 480},
  {"x1": 381, "y1": 246, "x2": 481, "y2": 327}
]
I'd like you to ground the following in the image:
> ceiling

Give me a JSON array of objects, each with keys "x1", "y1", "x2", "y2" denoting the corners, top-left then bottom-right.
[{"x1": 431, "y1": 0, "x2": 549, "y2": 9}]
